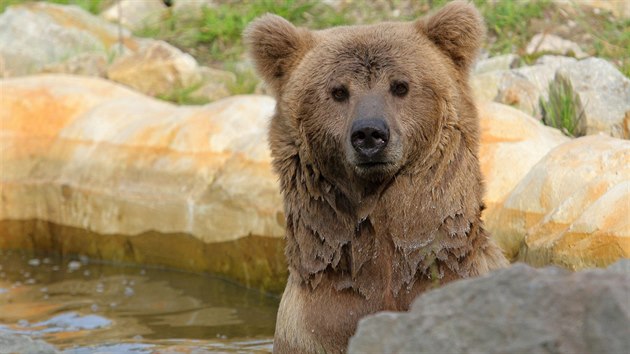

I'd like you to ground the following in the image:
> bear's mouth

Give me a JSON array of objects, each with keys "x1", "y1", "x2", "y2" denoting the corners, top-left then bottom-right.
[
  {"x1": 354, "y1": 160, "x2": 398, "y2": 179},
  {"x1": 357, "y1": 161, "x2": 391, "y2": 168}
]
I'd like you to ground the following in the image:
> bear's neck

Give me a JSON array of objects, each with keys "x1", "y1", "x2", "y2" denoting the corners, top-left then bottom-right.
[{"x1": 277, "y1": 123, "x2": 487, "y2": 299}]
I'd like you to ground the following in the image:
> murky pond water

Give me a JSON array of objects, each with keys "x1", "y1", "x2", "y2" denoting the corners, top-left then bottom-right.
[{"x1": 0, "y1": 250, "x2": 279, "y2": 353}]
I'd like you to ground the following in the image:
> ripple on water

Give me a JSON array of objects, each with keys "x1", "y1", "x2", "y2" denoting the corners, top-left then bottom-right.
[{"x1": 0, "y1": 253, "x2": 278, "y2": 352}]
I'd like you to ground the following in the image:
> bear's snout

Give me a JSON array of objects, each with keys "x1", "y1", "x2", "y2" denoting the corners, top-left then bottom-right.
[{"x1": 350, "y1": 119, "x2": 389, "y2": 163}]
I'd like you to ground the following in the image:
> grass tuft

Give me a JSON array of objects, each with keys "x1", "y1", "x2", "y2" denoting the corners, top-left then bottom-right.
[{"x1": 540, "y1": 75, "x2": 584, "y2": 137}]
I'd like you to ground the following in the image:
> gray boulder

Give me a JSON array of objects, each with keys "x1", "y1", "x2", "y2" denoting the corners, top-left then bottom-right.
[
  {"x1": 526, "y1": 33, "x2": 588, "y2": 59},
  {"x1": 0, "y1": 333, "x2": 58, "y2": 354},
  {"x1": 555, "y1": 58, "x2": 630, "y2": 138},
  {"x1": 0, "y1": 2, "x2": 134, "y2": 77},
  {"x1": 471, "y1": 56, "x2": 578, "y2": 118},
  {"x1": 348, "y1": 261, "x2": 630, "y2": 354}
]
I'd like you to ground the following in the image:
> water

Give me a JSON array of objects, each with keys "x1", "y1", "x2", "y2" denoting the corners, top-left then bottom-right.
[{"x1": 0, "y1": 251, "x2": 279, "y2": 353}]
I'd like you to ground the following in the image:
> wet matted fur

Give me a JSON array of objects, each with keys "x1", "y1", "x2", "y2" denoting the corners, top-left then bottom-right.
[{"x1": 245, "y1": 1, "x2": 508, "y2": 353}]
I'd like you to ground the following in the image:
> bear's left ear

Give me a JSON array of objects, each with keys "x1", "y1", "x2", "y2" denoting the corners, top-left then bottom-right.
[
  {"x1": 244, "y1": 14, "x2": 315, "y2": 96},
  {"x1": 416, "y1": 1, "x2": 485, "y2": 73}
]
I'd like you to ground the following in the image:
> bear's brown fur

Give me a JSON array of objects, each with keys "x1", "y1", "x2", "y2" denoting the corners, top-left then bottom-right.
[{"x1": 245, "y1": 1, "x2": 508, "y2": 353}]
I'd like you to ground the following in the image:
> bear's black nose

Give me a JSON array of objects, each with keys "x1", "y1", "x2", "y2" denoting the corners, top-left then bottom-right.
[{"x1": 350, "y1": 119, "x2": 389, "y2": 159}]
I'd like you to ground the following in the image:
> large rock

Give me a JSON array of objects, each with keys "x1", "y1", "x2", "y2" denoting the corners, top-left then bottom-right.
[
  {"x1": 470, "y1": 55, "x2": 578, "y2": 118},
  {"x1": 478, "y1": 102, "x2": 569, "y2": 219},
  {"x1": 0, "y1": 2, "x2": 137, "y2": 77},
  {"x1": 555, "y1": 57, "x2": 630, "y2": 138},
  {"x1": 486, "y1": 134, "x2": 630, "y2": 267},
  {"x1": 349, "y1": 261, "x2": 630, "y2": 354},
  {"x1": 498, "y1": 56, "x2": 578, "y2": 118},
  {"x1": 494, "y1": 72, "x2": 539, "y2": 116},
  {"x1": 473, "y1": 56, "x2": 630, "y2": 135},
  {"x1": 0, "y1": 74, "x2": 286, "y2": 292},
  {"x1": 107, "y1": 39, "x2": 202, "y2": 97}
]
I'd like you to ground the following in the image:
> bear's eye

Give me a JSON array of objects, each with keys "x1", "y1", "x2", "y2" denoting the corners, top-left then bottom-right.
[
  {"x1": 331, "y1": 86, "x2": 349, "y2": 102},
  {"x1": 391, "y1": 81, "x2": 409, "y2": 97}
]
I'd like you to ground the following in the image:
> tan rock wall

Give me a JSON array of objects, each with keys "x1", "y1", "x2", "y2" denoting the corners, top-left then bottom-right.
[
  {"x1": 1, "y1": 74, "x2": 285, "y2": 291},
  {"x1": 486, "y1": 134, "x2": 630, "y2": 268}
]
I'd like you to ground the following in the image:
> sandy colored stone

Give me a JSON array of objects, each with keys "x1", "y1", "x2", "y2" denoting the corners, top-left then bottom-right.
[
  {"x1": 554, "y1": 0, "x2": 630, "y2": 19},
  {"x1": 470, "y1": 70, "x2": 504, "y2": 102},
  {"x1": 41, "y1": 52, "x2": 108, "y2": 77},
  {"x1": 0, "y1": 2, "x2": 137, "y2": 77},
  {"x1": 478, "y1": 102, "x2": 569, "y2": 220},
  {"x1": 526, "y1": 33, "x2": 588, "y2": 59},
  {"x1": 0, "y1": 74, "x2": 285, "y2": 289},
  {"x1": 473, "y1": 54, "x2": 519, "y2": 75},
  {"x1": 495, "y1": 72, "x2": 540, "y2": 116},
  {"x1": 188, "y1": 66, "x2": 237, "y2": 102},
  {"x1": 486, "y1": 134, "x2": 630, "y2": 267},
  {"x1": 107, "y1": 39, "x2": 202, "y2": 96},
  {"x1": 173, "y1": 0, "x2": 216, "y2": 12},
  {"x1": 189, "y1": 82, "x2": 231, "y2": 103}
]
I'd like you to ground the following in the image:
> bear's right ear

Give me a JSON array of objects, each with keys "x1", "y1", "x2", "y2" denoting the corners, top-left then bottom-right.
[{"x1": 244, "y1": 14, "x2": 315, "y2": 95}]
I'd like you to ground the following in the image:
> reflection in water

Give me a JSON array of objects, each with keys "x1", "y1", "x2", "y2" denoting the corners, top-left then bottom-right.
[{"x1": 0, "y1": 250, "x2": 279, "y2": 353}]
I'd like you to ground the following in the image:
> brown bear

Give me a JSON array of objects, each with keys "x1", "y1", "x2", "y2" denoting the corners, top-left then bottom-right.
[{"x1": 245, "y1": 1, "x2": 508, "y2": 353}]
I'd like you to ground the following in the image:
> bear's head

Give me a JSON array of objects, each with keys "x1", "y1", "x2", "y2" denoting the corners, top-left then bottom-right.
[{"x1": 245, "y1": 1, "x2": 484, "y2": 194}]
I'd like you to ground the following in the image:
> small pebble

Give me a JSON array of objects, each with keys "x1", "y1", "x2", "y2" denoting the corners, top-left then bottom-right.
[
  {"x1": 28, "y1": 259, "x2": 41, "y2": 267},
  {"x1": 68, "y1": 261, "x2": 82, "y2": 271},
  {"x1": 124, "y1": 287, "x2": 134, "y2": 297}
]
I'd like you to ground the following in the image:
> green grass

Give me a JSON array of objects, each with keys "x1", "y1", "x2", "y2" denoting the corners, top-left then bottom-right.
[
  {"x1": 585, "y1": 16, "x2": 630, "y2": 77},
  {"x1": 473, "y1": 0, "x2": 552, "y2": 55},
  {"x1": 156, "y1": 81, "x2": 208, "y2": 106},
  {"x1": 224, "y1": 62, "x2": 261, "y2": 96},
  {"x1": 135, "y1": 0, "x2": 347, "y2": 64},
  {"x1": 540, "y1": 75, "x2": 584, "y2": 137}
]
